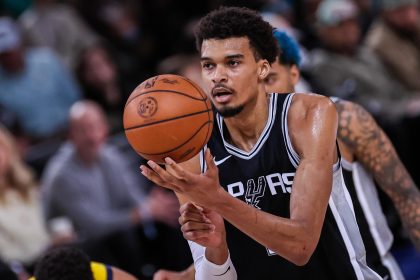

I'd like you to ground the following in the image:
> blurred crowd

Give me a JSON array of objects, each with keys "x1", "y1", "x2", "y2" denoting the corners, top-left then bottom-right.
[{"x1": 0, "y1": 0, "x2": 419, "y2": 279}]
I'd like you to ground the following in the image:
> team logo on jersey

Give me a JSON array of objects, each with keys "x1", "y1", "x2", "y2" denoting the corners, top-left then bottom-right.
[
  {"x1": 227, "y1": 172, "x2": 295, "y2": 202},
  {"x1": 245, "y1": 176, "x2": 266, "y2": 209}
]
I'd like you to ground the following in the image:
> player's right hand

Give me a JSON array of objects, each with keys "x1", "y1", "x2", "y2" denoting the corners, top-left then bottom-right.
[{"x1": 179, "y1": 202, "x2": 226, "y2": 248}]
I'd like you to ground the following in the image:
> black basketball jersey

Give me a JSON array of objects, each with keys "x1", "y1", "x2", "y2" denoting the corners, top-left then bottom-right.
[{"x1": 198, "y1": 93, "x2": 381, "y2": 280}]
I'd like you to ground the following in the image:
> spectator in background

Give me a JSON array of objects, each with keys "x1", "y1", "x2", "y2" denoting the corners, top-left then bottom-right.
[
  {"x1": 76, "y1": 44, "x2": 134, "y2": 134},
  {"x1": 0, "y1": 125, "x2": 74, "y2": 277},
  {"x1": 157, "y1": 53, "x2": 205, "y2": 89},
  {"x1": 18, "y1": 0, "x2": 100, "y2": 71},
  {"x1": 308, "y1": 0, "x2": 420, "y2": 123},
  {"x1": 41, "y1": 100, "x2": 191, "y2": 278},
  {"x1": 365, "y1": 0, "x2": 420, "y2": 92},
  {"x1": 308, "y1": 0, "x2": 420, "y2": 184},
  {"x1": 0, "y1": 17, "x2": 80, "y2": 153}
]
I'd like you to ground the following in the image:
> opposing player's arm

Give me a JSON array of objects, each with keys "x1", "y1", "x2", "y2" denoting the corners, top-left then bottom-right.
[{"x1": 336, "y1": 100, "x2": 420, "y2": 251}]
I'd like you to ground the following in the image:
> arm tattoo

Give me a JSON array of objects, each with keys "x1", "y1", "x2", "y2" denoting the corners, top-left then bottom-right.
[{"x1": 336, "y1": 101, "x2": 420, "y2": 251}]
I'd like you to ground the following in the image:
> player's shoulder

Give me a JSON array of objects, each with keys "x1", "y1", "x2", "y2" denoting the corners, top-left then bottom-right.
[{"x1": 289, "y1": 92, "x2": 337, "y2": 121}]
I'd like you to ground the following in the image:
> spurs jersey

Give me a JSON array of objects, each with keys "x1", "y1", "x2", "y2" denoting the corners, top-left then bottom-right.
[
  {"x1": 330, "y1": 97, "x2": 404, "y2": 280},
  {"x1": 198, "y1": 93, "x2": 381, "y2": 280}
]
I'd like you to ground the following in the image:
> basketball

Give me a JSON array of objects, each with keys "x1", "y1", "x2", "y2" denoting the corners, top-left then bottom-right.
[{"x1": 123, "y1": 74, "x2": 214, "y2": 164}]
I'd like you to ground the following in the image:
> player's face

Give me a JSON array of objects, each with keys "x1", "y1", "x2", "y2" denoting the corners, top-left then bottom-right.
[
  {"x1": 264, "y1": 57, "x2": 299, "y2": 93},
  {"x1": 200, "y1": 37, "x2": 268, "y2": 117},
  {"x1": 71, "y1": 111, "x2": 108, "y2": 161}
]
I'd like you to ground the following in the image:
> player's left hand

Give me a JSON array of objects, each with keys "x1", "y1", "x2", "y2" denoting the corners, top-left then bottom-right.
[{"x1": 140, "y1": 149, "x2": 223, "y2": 208}]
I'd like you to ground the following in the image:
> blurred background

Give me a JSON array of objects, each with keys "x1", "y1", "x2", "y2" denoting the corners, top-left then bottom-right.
[{"x1": 0, "y1": 0, "x2": 419, "y2": 279}]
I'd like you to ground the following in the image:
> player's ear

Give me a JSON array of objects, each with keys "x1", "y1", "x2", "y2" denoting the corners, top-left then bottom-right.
[
  {"x1": 258, "y1": 60, "x2": 270, "y2": 81},
  {"x1": 289, "y1": 64, "x2": 300, "y2": 87}
]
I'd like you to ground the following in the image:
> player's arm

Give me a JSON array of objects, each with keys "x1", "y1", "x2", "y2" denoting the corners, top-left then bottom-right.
[
  {"x1": 167, "y1": 156, "x2": 235, "y2": 279},
  {"x1": 153, "y1": 265, "x2": 195, "y2": 280},
  {"x1": 216, "y1": 94, "x2": 337, "y2": 265},
  {"x1": 336, "y1": 100, "x2": 420, "y2": 251}
]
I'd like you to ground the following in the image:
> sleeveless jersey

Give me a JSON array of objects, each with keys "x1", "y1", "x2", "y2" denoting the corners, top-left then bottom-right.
[
  {"x1": 199, "y1": 93, "x2": 381, "y2": 280},
  {"x1": 331, "y1": 97, "x2": 404, "y2": 280}
]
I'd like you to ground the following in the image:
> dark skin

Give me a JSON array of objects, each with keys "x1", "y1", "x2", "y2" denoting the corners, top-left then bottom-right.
[{"x1": 336, "y1": 101, "x2": 420, "y2": 251}]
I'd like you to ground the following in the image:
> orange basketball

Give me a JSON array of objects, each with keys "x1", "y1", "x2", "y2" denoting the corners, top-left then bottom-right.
[{"x1": 123, "y1": 74, "x2": 213, "y2": 164}]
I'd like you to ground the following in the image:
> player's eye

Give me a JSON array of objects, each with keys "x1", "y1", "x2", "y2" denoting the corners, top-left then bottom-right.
[
  {"x1": 227, "y1": 60, "x2": 240, "y2": 67},
  {"x1": 264, "y1": 76, "x2": 276, "y2": 85},
  {"x1": 202, "y1": 62, "x2": 214, "y2": 70}
]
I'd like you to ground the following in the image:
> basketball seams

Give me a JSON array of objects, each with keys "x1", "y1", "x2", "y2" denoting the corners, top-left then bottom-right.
[
  {"x1": 125, "y1": 89, "x2": 207, "y2": 109},
  {"x1": 178, "y1": 75, "x2": 208, "y2": 100},
  {"x1": 124, "y1": 108, "x2": 213, "y2": 130},
  {"x1": 135, "y1": 120, "x2": 213, "y2": 156}
]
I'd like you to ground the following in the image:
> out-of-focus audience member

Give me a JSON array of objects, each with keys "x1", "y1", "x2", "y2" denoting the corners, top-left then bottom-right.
[
  {"x1": 0, "y1": 125, "x2": 74, "y2": 278},
  {"x1": 32, "y1": 246, "x2": 137, "y2": 280},
  {"x1": 309, "y1": 0, "x2": 420, "y2": 185},
  {"x1": 41, "y1": 100, "x2": 191, "y2": 278},
  {"x1": 18, "y1": 0, "x2": 99, "y2": 71},
  {"x1": 78, "y1": 1, "x2": 151, "y2": 86},
  {"x1": 308, "y1": 0, "x2": 420, "y2": 123},
  {"x1": 76, "y1": 44, "x2": 132, "y2": 134},
  {"x1": 157, "y1": 53, "x2": 204, "y2": 89},
  {"x1": 310, "y1": 0, "x2": 420, "y2": 121},
  {"x1": 0, "y1": 17, "x2": 81, "y2": 148},
  {"x1": 365, "y1": 0, "x2": 420, "y2": 92}
]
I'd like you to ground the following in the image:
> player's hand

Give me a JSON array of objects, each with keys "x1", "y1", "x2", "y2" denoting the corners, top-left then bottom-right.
[
  {"x1": 179, "y1": 202, "x2": 226, "y2": 249},
  {"x1": 153, "y1": 268, "x2": 193, "y2": 280},
  {"x1": 140, "y1": 149, "x2": 223, "y2": 209}
]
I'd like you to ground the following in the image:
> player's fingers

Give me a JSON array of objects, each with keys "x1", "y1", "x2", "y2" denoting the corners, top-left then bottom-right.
[
  {"x1": 146, "y1": 160, "x2": 181, "y2": 186},
  {"x1": 179, "y1": 211, "x2": 211, "y2": 225},
  {"x1": 183, "y1": 228, "x2": 215, "y2": 241},
  {"x1": 140, "y1": 165, "x2": 178, "y2": 191},
  {"x1": 179, "y1": 202, "x2": 202, "y2": 214},
  {"x1": 164, "y1": 157, "x2": 191, "y2": 181},
  {"x1": 181, "y1": 220, "x2": 215, "y2": 231}
]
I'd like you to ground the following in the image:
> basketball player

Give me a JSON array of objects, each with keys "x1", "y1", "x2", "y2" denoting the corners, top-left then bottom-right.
[
  {"x1": 154, "y1": 28, "x2": 420, "y2": 280},
  {"x1": 141, "y1": 7, "x2": 381, "y2": 280},
  {"x1": 264, "y1": 30, "x2": 420, "y2": 280}
]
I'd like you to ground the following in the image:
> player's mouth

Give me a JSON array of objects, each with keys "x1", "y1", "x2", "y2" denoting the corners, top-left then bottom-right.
[{"x1": 212, "y1": 87, "x2": 233, "y2": 104}]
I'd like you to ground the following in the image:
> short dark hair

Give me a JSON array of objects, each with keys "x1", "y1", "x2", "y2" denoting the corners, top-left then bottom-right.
[
  {"x1": 34, "y1": 247, "x2": 94, "y2": 280},
  {"x1": 273, "y1": 29, "x2": 302, "y2": 67},
  {"x1": 194, "y1": 6, "x2": 278, "y2": 64}
]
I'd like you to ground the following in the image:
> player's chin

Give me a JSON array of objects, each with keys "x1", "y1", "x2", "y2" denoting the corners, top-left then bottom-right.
[{"x1": 216, "y1": 104, "x2": 244, "y2": 118}]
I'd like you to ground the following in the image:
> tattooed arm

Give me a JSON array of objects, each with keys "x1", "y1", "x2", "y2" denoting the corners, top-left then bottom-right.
[{"x1": 336, "y1": 100, "x2": 420, "y2": 251}]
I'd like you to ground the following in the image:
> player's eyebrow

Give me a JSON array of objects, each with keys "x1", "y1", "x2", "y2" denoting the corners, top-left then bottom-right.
[
  {"x1": 200, "y1": 54, "x2": 245, "y2": 61},
  {"x1": 225, "y1": 54, "x2": 244, "y2": 60}
]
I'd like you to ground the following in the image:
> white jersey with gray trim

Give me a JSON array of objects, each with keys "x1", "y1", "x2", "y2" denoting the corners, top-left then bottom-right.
[{"x1": 198, "y1": 93, "x2": 381, "y2": 280}]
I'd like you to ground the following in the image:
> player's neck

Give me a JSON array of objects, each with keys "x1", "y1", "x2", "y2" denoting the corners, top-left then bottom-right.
[{"x1": 224, "y1": 93, "x2": 269, "y2": 152}]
